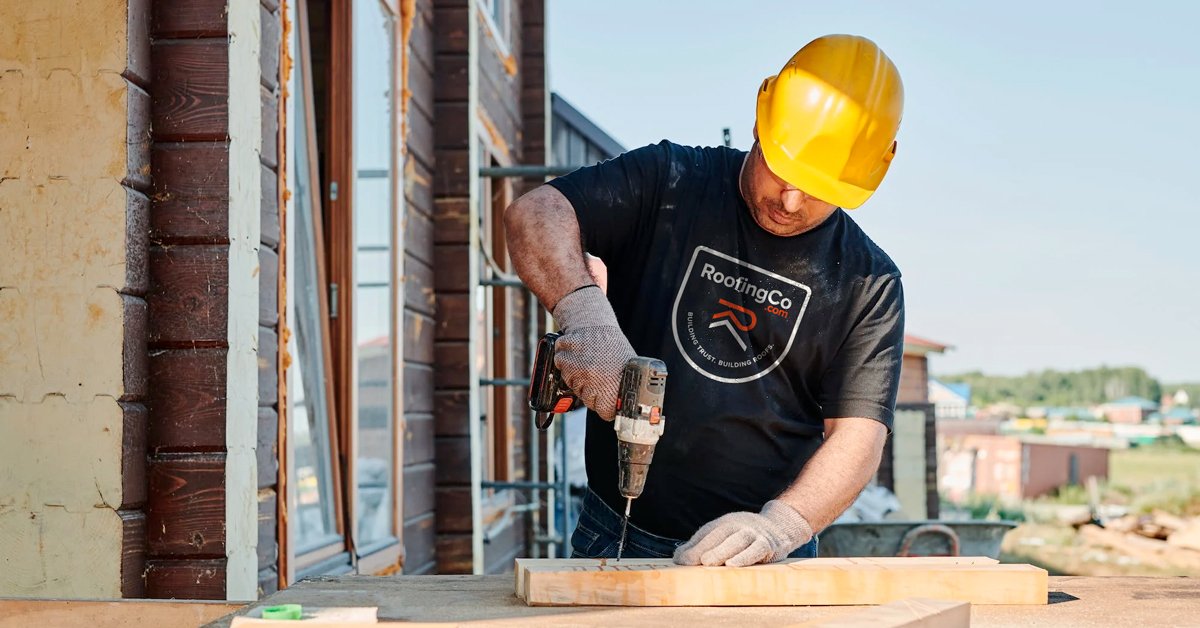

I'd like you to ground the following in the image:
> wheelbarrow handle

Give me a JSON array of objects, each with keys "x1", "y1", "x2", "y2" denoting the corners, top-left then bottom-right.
[{"x1": 897, "y1": 523, "x2": 961, "y2": 557}]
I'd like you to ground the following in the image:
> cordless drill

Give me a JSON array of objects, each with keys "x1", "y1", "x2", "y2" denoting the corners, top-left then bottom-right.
[{"x1": 528, "y1": 332, "x2": 668, "y2": 559}]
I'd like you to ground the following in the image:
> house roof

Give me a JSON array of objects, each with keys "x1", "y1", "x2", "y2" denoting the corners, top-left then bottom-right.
[
  {"x1": 1104, "y1": 396, "x2": 1159, "y2": 410},
  {"x1": 550, "y1": 93, "x2": 626, "y2": 158},
  {"x1": 903, "y1": 334, "x2": 951, "y2": 356},
  {"x1": 929, "y1": 378, "x2": 971, "y2": 402}
]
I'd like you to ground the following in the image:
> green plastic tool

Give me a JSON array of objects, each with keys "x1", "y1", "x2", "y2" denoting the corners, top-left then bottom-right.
[{"x1": 260, "y1": 604, "x2": 303, "y2": 620}]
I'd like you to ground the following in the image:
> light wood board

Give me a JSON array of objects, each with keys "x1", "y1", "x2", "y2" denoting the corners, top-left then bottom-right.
[
  {"x1": 806, "y1": 598, "x2": 970, "y2": 627},
  {"x1": 516, "y1": 557, "x2": 1045, "y2": 607},
  {"x1": 0, "y1": 598, "x2": 245, "y2": 628}
]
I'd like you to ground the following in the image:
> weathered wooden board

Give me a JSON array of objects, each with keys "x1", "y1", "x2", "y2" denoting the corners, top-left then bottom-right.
[
  {"x1": 516, "y1": 558, "x2": 1044, "y2": 607},
  {"x1": 809, "y1": 598, "x2": 970, "y2": 628}
]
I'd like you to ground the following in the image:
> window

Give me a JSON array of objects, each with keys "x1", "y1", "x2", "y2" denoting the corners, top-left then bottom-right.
[
  {"x1": 476, "y1": 0, "x2": 510, "y2": 48},
  {"x1": 283, "y1": 0, "x2": 404, "y2": 581},
  {"x1": 478, "y1": 151, "x2": 514, "y2": 482},
  {"x1": 351, "y1": 0, "x2": 398, "y2": 554}
]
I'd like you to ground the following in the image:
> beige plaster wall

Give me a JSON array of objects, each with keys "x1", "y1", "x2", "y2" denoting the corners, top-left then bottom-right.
[{"x1": 0, "y1": 0, "x2": 146, "y2": 597}]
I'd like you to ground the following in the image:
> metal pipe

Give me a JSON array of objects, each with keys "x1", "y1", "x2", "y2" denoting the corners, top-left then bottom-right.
[
  {"x1": 479, "y1": 165, "x2": 581, "y2": 179},
  {"x1": 481, "y1": 480, "x2": 561, "y2": 490},
  {"x1": 479, "y1": 378, "x2": 531, "y2": 387},
  {"x1": 480, "y1": 277, "x2": 524, "y2": 287}
]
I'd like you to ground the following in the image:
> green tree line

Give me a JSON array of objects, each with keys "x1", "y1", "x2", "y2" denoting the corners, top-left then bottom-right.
[{"x1": 936, "y1": 366, "x2": 1191, "y2": 408}]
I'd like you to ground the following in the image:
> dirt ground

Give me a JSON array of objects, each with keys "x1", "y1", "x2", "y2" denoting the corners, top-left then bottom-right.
[{"x1": 1001, "y1": 522, "x2": 1200, "y2": 576}]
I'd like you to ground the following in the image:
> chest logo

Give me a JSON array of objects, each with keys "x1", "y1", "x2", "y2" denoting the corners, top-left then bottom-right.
[{"x1": 671, "y1": 246, "x2": 812, "y2": 383}]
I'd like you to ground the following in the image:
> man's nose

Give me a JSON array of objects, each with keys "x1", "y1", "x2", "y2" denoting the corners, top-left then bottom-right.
[{"x1": 781, "y1": 188, "x2": 804, "y2": 213}]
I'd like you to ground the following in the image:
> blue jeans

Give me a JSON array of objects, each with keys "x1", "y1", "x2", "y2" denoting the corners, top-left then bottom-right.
[{"x1": 570, "y1": 489, "x2": 819, "y2": 559}]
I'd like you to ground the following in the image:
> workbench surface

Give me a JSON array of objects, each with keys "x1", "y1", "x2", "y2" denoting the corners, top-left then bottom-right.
[{"x1": 211, "y1": 574, "x2": 1200, "y2": 627}]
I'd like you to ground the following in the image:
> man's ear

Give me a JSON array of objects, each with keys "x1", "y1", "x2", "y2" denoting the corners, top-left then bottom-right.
[{"x1": 752, "y1": 124, "x2": 758, "y2": 141}]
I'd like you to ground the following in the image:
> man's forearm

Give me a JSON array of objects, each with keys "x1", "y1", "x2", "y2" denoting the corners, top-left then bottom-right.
[
  {"x1": 774, "y1": 418, "x2": 887, "y2": 532},
  {"x1": 504, "y1": 185, "x2": 594, "y2": 311}
]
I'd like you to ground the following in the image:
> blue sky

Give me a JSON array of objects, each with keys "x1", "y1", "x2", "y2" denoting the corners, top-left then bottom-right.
[{"x1": 547, "y1": 1, "x2": 1200, "y2": 382}]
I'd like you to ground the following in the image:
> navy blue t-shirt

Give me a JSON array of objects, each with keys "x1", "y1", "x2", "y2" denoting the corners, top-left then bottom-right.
[{"x1": 548, "y1": 140, "x2": 905, "y2": 540}]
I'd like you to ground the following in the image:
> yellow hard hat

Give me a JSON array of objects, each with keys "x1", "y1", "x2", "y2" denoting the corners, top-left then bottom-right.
[{"x1": 755, "y1": 35, "x2": 904, "y2": 209}]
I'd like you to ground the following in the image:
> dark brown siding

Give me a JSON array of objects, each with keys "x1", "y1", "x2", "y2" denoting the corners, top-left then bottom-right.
[
  {"x1": 402, "y1": 0, "x2": 439, "y2": 576},
  {"x1": 144, "y1": 0, "x2": 282, "y2": 598},
  {"x1": 122, "y1": 0, "x2": 153, "y2": 598},
  {"x1": 432, "y1": 0, "x2": 471, "y2": 574}
]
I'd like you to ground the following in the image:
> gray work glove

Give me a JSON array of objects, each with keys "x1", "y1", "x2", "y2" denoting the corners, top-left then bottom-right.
[
  {"x1": 551, "y1": 285, "x2": 636, "y2": 421},
  {"x1": 673, "y1": 500, "x2": 814, "y2": 567}
]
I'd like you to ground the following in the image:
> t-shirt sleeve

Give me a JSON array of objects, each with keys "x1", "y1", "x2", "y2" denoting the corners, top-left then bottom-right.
[
  {"x1": 545, "y1": 141, "x2": 670, "y2": 263},
  {"x1": 819, "y1": 272, "x2": 905, "y2": 429}
]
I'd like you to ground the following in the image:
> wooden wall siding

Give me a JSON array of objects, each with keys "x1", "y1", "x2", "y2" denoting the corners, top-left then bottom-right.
[
  {"x1": 144, "y1": 0, "x2": 283, "y2": 598},
  {"x1": 428, "y1": 0, "x2": 535, "y2": 575},
  {"x1": 258, "y1": 0, "x2": 283, "y2": 596},
  {"x1": 431, "y1": 0, "x2": 472, "y2": 574},
  {"x1": 402, "y1": 0, "x2": 439, "y2": 576},
  {"x1": 122, "y1": 0, "x2": 154, "y2": 597}
]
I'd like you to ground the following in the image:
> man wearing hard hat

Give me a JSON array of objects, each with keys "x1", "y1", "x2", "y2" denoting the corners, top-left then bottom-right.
[{"x1": 505, "y1": 35, "x2": 906, "y2": 566}]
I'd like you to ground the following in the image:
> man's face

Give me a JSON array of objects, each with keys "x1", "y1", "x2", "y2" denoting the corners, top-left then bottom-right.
[{"x1": 739, "y1": 141, "x2": 838, "y2": 237}]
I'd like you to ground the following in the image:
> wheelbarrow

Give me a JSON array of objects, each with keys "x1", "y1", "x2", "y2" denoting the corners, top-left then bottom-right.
[{"x1": 817, "y1": 520, "x2": 1017, "y2": 559}]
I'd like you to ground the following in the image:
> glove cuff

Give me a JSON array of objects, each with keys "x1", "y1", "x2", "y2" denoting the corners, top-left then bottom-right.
[
  {"x1": 762, "y1": 500, "x2": 814, "y2": 548},
  {"x1": 552, "y1": 285, "x2": 620, "y2": 331}
]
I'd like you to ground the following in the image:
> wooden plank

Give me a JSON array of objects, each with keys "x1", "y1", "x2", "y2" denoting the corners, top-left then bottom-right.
[
  {"x1": 150, "y1": 142, "x2": 229, "y2": 244},
  {"x1": 120, "y1": 401, "x2": 148, "y2": 507},
  {"x1": 152, "y1": 0, "x2": 228, "y2": 38},
  {"x1": 403, "y1": 363, "x2": 434, "y2": 414},
  {"x1": 518, "y1": 559, "x2": 1047, "y2": 607},
  {"x1": 405, "y1": 255, "x2": 436, "y2": 315},
  {"x1": 144, "y1": 559, "x2": 226, "y2": 599},
  {"x1": 0, "y1": 599, "x2": 245, "y2": 627},
  {"x1": 403, "y1": 462, "x2": 436, "y2": 518},
  {"x1": 433, "y1": 7, "x2": 468, "y2": 54},
  {"x1": 433, "y1": 436, "x2": 469, "y2": 485},
  {"x1": 259, "y1": 327, "x2": 279, "y2": 406},
  {"x1": 120, "y1": 509, "x2": 147, "y2": 598},
  {"x1": 259, "y1": 3, "x2": 282, "y2": 91},
  {"x1": 432, "y1": 244, "x2": 469, "y2": 292},
  {"x1": 812, "y1": 598, "x2": 970, "y2": 628},
  {"x1": 404, "y1": 413, "x2": 435, "y2": 466},
  {"x1": 435, "y1": 486, "x2": 471, "y2": 533},
  {"x1": 432, "y1": 341, "x2": 468, "y2": 389},
  {"x1": 433, "y1": 102, "x2": 469, "y2": 150},
  {"x1": 124, "y1": 188, "x2": 150, "y2": 295},
  {"x1": 408, "y1": 9, "x2": 435, "y2": 74},
  {"x1": 125, "y1": 85, "x2": 153, "y2": 192},
  {"x1": 257, "y1": 407, "x2": 279, "y2": 489},
  {"x1": 435, "y1": 534, "x2": 472, "y2": 574},
  {"x1": 148, "y1": 348, "x2": 227, "y2": 451},
  {"x1": 434, "y1": 293, "x2": 469, "y2": 341},
  {"x1": 433, "y1": 390, "x2": 469, "y2": 436},
  {"x1": 404, "y1": 202, "x2": 434, "y2": 263},
  {"x1": 433, "y1": 198, "x2": 469, "y2": 244},
  {"x1": 261, "y1": 162, "x2": 281, "y2": 249},
  {"x1": 404, "y1": 310, "x2": 435, "y2": 365},
  {"x1": 147, "y1": 454, "x2": 226, "y2": 557},
  {"x1": 432, "y1": 149, "x2": 469, "y2": 196},
  {"x1": 147, "y1": 245, "x2": 228, "y2": 344},
  {"x1": 258, "y1": 247, "x2": 279, "y2": 327},
  {"x1": 260, "y1": 86, "x2": 279, "y2": 170},
  {"x1": 151, "y1": 40, "x2": 229, "y2": 140},
  {"x1": 258, "y1": 490, "x2": 278, "y2": 570},
  {"x1": 402, "y1": 512, "x2": 436, "y2": 574},
  {"x1": 121, "y1": 296, "x2": 149, "y2": 400}
]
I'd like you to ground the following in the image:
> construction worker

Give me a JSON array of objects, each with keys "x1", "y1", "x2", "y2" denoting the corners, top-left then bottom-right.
[{"x1": 505, "y1": 35, "x2": 906, "y2": 566}]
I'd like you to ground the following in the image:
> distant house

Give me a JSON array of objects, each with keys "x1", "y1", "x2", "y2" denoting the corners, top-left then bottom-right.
[
  {"x1": 1100, "y1": 396, "x2": 1159, "y2": 424},
  {"x1": 879, "y1": 335, "x2": 950, "y2": 520},
  {"x1": 929, "y1": 378, "x2": 970, "y2": 420},
  {"x1": 940, "y1": 434, "x2": 1110, "y2": 503}
]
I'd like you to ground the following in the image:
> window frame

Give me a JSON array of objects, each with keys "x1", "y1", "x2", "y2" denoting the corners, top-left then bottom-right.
[{"x1": 283, "y1": 0, "x2": 406, "y2": 582}]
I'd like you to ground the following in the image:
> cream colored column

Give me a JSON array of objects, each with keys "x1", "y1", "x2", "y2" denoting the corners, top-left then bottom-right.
[{"x1": 0, "y1": 0, "x2": 148, "y2": 598}]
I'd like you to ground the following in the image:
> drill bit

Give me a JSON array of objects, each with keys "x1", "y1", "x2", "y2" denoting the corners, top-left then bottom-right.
[{"x1": 616, "y1": 497, "x2": 632, "y2": 561}]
